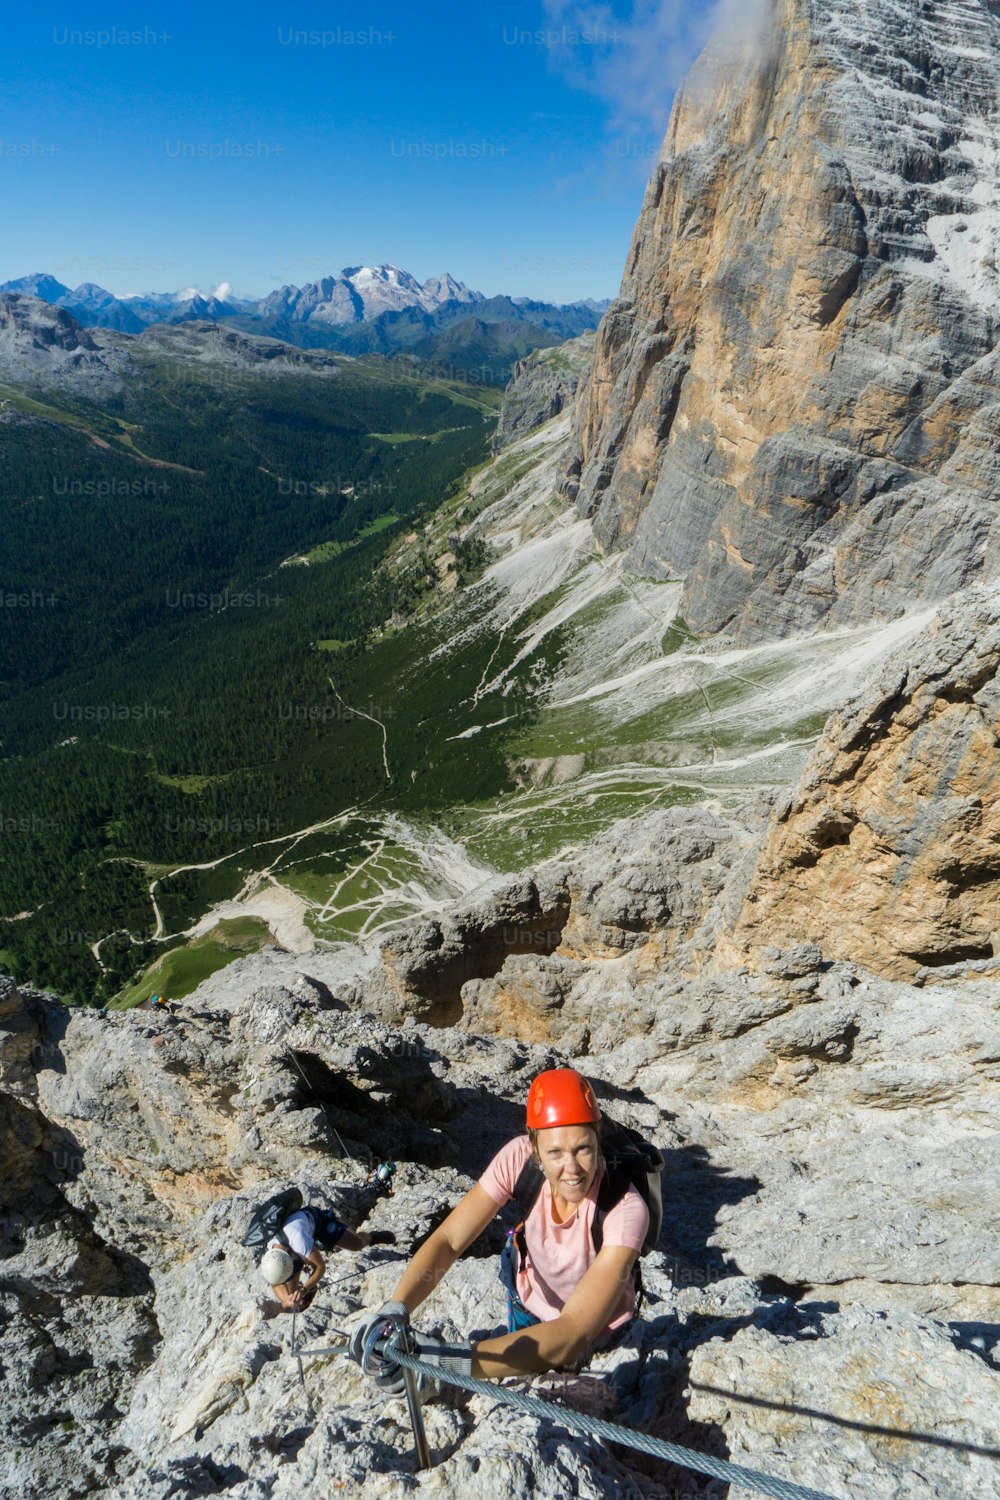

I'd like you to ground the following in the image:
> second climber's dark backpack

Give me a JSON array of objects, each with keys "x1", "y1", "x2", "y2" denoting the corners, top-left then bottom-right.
[{"x1": 242, "y1": 1187, "x2": 303, "y2": 1253}]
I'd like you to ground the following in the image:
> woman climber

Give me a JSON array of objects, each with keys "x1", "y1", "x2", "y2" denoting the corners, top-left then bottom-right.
[{"x1": 347, "y1": 1068, "x2": 652, "y2": 1391}]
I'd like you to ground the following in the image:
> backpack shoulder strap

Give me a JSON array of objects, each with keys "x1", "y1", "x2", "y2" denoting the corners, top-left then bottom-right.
[
  {"x1": 593, "y1": 1162, "x2": 646, "y2": 1313},
  {"x1": 592, "y1": 1163, "x2": 631, "y2": 1254},
  {"x1": 511, "y1": 1155, "x2": 544, "y2": 1220},
  {"x1": 512, "y1": 1152, "x2": 542, "y2": 1212},
  {"x1": 509, "y1": 1153, "x2": 544, "y2": 1268}
]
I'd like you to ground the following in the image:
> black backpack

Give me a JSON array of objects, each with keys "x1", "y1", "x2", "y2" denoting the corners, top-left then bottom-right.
[
  {"x1": 511, "y1": 1116, "x2": 664, "y2": 1305},
  {"x1": 242, "y1": 1187, "x2": 303, "y2": 1253}
]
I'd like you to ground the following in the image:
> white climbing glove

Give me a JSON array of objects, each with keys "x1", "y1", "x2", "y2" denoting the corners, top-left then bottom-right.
[
  {"x1": 372, "y1": 1332, "x2": 474, "y2": 1398},
  {"x1": 347, "y1": 1300, "x2": 409, "y2": 1382}
]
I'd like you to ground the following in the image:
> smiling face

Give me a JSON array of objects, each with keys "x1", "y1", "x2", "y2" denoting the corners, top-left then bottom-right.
[{"x1": 533, "y1": 1123, "x2": 601, "y2": 1214}]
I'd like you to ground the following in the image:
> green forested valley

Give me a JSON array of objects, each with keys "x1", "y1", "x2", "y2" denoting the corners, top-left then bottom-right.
[{"x1": 0, "y1": 348, "x2": 520, "y2": 1002}]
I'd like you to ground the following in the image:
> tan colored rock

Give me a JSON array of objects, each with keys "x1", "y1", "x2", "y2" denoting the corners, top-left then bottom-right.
[
  {"x1": 724, "y1": 594, "x2": 1000, "y2": 979},
  {"x1": 356, "y1": 810, "x2": 749, "y2": 1028}
]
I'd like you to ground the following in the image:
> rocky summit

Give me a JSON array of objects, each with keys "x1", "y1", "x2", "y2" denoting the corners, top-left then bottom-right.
[
  {"x1": 258, "y1": 265, "x2": 484, "y2": 328},
  {"x1": 0, "y1": 294, "x2": 128, "y2": 390}
]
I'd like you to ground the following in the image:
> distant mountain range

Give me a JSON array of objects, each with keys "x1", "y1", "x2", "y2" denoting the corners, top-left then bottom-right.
[
  {"x1": 0, "y1": 263, "x2": 609, "y2": 381},
  {"x1": 1, "y1": 264, "x2": 606, "y2": 332}
]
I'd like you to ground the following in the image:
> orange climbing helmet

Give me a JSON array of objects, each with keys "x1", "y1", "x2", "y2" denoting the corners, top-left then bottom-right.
[{"x1": 526, "y1": 1068, "x2": 601, "y2": 1130}]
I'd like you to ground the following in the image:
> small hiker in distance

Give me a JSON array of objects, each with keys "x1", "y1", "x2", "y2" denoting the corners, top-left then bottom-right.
[{"x1": 245, "y1": 1185, "x2": 395, "y2": 1312}]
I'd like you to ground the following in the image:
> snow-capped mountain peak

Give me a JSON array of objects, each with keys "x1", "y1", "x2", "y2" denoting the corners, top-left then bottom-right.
[{"x1": 258, "y1": 263, "x2": 485, "y2": 326}]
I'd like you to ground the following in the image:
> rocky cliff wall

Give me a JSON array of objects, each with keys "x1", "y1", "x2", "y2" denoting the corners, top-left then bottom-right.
[
  {"x1": 0, "y1": 293, "x2": 127, "y2": 390},
  {"x1": 563, "y1": 0, "x2": 1000, "y2": 640},
  {"x1": 3, "y1": 938, "x2": 999, "y2": 1498}
]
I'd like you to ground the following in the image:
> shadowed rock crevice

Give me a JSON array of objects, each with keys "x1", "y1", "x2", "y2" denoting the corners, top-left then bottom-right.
[
  {"x1": 656, "y1": 1143, "x2": 758, "y2": 1278},
  {"x1": 903, "y1": 940, "x2": 994, "y2": 968},
  {"x1": 287, "y1": 1045, "x2": 456, "y2": 1165},
  {"x1": 372, "y1": 888, "x2": 573, "y2": 1027}
]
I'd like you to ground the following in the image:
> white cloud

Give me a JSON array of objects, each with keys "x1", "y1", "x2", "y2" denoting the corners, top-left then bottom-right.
[{"x1": 540, "y1": 0, "x2": 775, "y2": 138}]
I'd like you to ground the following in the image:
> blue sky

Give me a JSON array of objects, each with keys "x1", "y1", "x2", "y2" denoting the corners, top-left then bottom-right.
[{"x1": 2, "y1": 2, "x2": 722, "y2": 304}]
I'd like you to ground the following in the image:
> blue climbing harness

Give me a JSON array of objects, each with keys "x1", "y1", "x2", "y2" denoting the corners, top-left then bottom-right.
[{"x1": 499, "y1": 1226, "x2": 541, "y2": 1332}]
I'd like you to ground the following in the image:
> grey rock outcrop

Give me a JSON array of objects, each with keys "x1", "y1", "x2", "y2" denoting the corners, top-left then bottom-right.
[
  {"x1": 0, "y1": 294, "x2": 126, "y2": 389},
  {"x1": 0, "y1": 304, "x2": 347, "y2": 402},
  {"x1": 135, "y1": 321, "x2": 347, "y2": 376},
  {"x1": 563, "y1": 0, "x2": 1000, "y2": 641},
  {"x1": 687, "y1": 1295, "x2": 1000, "y2": 1500},
  {"x1": 492, "y1": 333, "x2": 595, "y2": 452},
  {"x1": 341, "y1": 804, "x2": 752, "y2": 1033},
  {"x1": 4, "y1": 955, "x2": 998, "y2": 1499},
  {"x1": 723, "y1": 587, "x2": 1000, "y2": 978}
]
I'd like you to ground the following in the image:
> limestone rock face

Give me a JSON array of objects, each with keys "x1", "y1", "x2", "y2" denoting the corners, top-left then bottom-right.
[
  {"x1": 351, "y1": 806, "x2": 752, "y2": 1032},
  {"x1": 457, "y1": 806, "x2": 755, "y2": 1048},
  {"x1": 687, "y1": 1298, "x2": 1000, "y2": 1500},
  {"x1": 0, "y1": 306, "x2": 348, "y2": 403},
  {"x1": 0, "y1": 294, "x2": 125, "y2": 388},
  {"x1": 725, "y1": 589, "x2": 1000, "y2": 979},
  {"x1": 0, "y1": 293, "x2": 100, "y2": 355},
  {"x1": 4, "y1": 959, "x2": 998, "y2": 1500},
  {"x1": 492, "y1": 334, "x2": 594, "y2": 452},
  {"x1": 348, "y1": 871, "x2": 573, "y2": 1026},
  {"x1": 563, "y1": 0, "x2": 1000, "y2": 640},
  {"x1": 137, "y1": 320, "x2": 346, "y2": 374}
]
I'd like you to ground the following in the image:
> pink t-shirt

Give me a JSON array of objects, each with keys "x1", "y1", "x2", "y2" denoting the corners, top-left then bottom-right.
[{"x1": 479, "y1": 1135, "x2": 649, "y2": 1328}]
